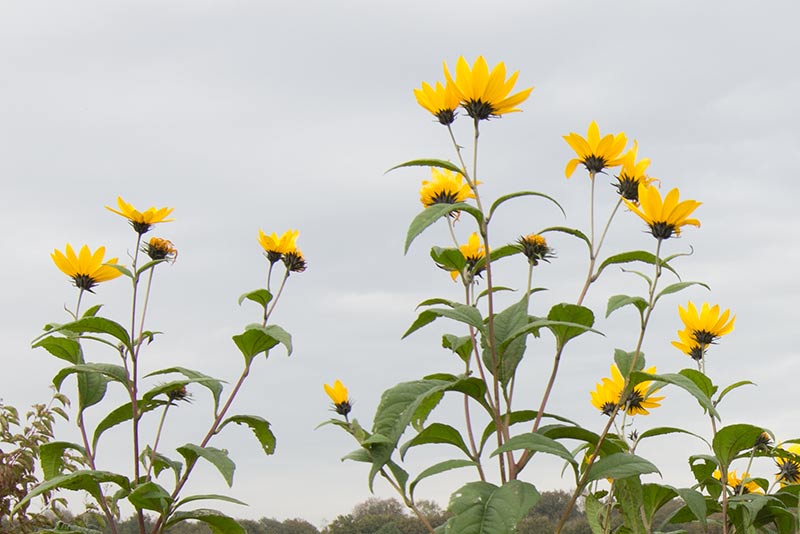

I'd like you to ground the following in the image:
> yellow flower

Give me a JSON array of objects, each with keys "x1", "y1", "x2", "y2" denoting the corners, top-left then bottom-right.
[
  {"x1": 324, "y1": 380, "x2": 351, "y2": 417},
  {"x1": 419, "y1": 167, "x2": 474, "y2": 208},
  {"x1": 776, "y1": 444, "x2": 800, "y2": 486},
  {"x1": 564, "y1": 121, "x2": 628, "y2": 178},
  {"x1": 444, "y1": 56, "x2": 533, "y2": 120},
  {"x1": 143, "y1": 237, "x2": 177, "y2": 263},
  {"x1": 517, "y1": 234, "x2": 553, "y2": 266},
  {"x1": 105, "y1": 196, "x2": 175, "y2": 234},
  {"x1": 670, "y1": 328, "x2": 705, "y2": 361},
  {"x1": 258, "y1": 229, "x2": 300, "y2": 262},
  {"x1": 623, "y1": 184, "x2": 701, "y2": 239},
  {"x1": 614, "y1": 141, "x2": 656, "y2": 202},
  {"x1": 51, "y1": 244, "x2": 123, "y2": 292},
  {"x1": 677, "y1": 301, "x2": 735, "y2": 347},
  {"x1": 590, "y1": 364, "x2": 664, "y2": 416},
  {"x1": 713, "y1": 469, "x2": 763, "y2": 494},
  {"x1": 450, "y1": 232, "x2": 485, "y2": 282},
  {"x1": 414, "y1": 80, "x2": 461, "y2": 125}
]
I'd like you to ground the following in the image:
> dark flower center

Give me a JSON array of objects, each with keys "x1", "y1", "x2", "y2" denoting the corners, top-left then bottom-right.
[
  {"x1": 693, "y1": 330, "x2": 716, "y2": 345},
  {"x1": 266, "y1": 251, "x2": 282, "y2": 264},
  {"x1": 463, "y1": 100, "x2": 495, "y2": 121},
  {"x1": 601, "y1": 402, "x2": 616, "y2": 416},
  {"x1": 435, "y1": 109, "x2": 456, "y2": 125},
  {"x1": 132, "y1": 221, "x2": 152, "y2": 235},
  {"x1": 649, "y1": 222, "x2": 676, "y2": 240},
  {"x1": 625, "y1": 388, "x2": 646, "y2": 412},
  {"x1": 615, "y1": 176, "x2": 640, "y2": 201},
  {"x1": 73, "y1": 274, "x2": 98, "y2": 292},
  {"x1": 583, "y1": 155, "x2": 608, "y2": 174},
  {"x1": 283, "y1": 252, "x2": 307, "y2": 273},
  {"x1": 778, "y1": 460, "x2": 800, "y2": 484},
  {"x1": 431, "y1": 190, "x2": 460, "y2": 205},
  {"x1": 688, "y1": 345, "x2": 705, "y2": 361},
  {"x1": 334, "y1": 401, "x2": 352, "y2": 416}
]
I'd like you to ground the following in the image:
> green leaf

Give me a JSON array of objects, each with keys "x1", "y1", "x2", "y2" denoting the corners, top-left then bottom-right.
[
  {"x1": 716, "y1": 380, "x2": 756, "y2": 405},
  {"x1": 631, "y1": 371, "x2": 719, "y2": 419},
  {"x1": 478, "y1": 411, "x2": 579, "y2": 453},
  {"x1": 403, "y1": 304, "x2": 485, "y2": 339},
  {"x1": 93, "y1": 400, "x2": 163, "y2": 450},
  {"x1": 146, "y1": 367, "x2": 224, "y2": 413},
  {"x1": 606, "y1": 295, "x2": 648, "y2": 318},
  {"x1": 584, "y1": 493, "x2": 605, "y2": 534},
  {"x1": 586, "y1": 452, "x2": 660, "y2": 483},
  {"x1": 177, "y1": 444, "x2": 236, "y2": 487},
  {"x1": 444, "y1": 480, "x2": 539, "y2": 534},
  {"x1": 539, "y1": 425, "x2": 625, "y2": 457},
  {"x1": 107, "y1": 263, "x2": 134, "y2": 279},
  {"x1": 232, "y1": 324, "x2": 292, "y2": 364},
  {"x1": 409, "y1": 459, "x2": 477, "y2": 499},
  {"x1": 400, "y1": 423, "x2": 471, "y2": 460},
  {"x1": 48, "y1": 317, "x2": 131, "y2": 349},
  {"x1": 404, "y1": 203, "x2": 483, "y2": 254},
  {"x1": 431, "y1": 247, "x2": 466, "y2": 272},
  {"x1": 483, "y1": 245, "x2": 521, "y2": 265},
  {"x1": 218, "y1": 415, "x2": 275, "y2": 455},
  {"x1": 546, "y1": 303, "x2": 596, "y2": 348},
  {"x1": 488, "y1": 191, "x2": 565, "y2": 219},
  {"x1": 40, "y1": 441, "x2": 87, "y2": 479},
  {"x1": 127, "y1": 481, "x2": 172, "y2": 514},
  {"x1": 539, "y1": 226, "x2": 591, "y2": 252},
  {"x1": 33, "y1": 337, "x2": 82, "y2": 364},
  {"x1": 475, "y1": 286, "x2": 519, "y2": 303},
  {"x1": 672, "y1": 487, "x2": 708, "y2": 528},
  {"x1": 613, "y1": 349, "x2": 645, "y2": 378},
  {"x1": 76, "y1": 372, "x2": 109, "y2": 412},
  {"x1": 82, "y1": 305, "x2": 103, "y2": 318},
  {"x1": 166, "y1": 509, "x2": 245, "y2": 534},
  {"x1": 442, "y1": 334, "x2": 473, "y2": 363},
  {"x1": 237, "y1": 289, "x2": 273, "y2": 309},
  {"x1": 641, "y1": 483, "x2": 677, "y2": 526},
  {"x1": 596, "y1": 250, "x2": 679, "y2": 280},
  {"x1": 653, "y1": 281, "x2": 710, "y2": 306},
  {"x1": 679, "y1": 368, "x2": 717, "y2": 399},
  {"x1": 174, "y1": 494, "x2": 248, "y2": 510},
  {"x1": 142, "y1": 446, "x2": 183, "y2": 484},
  {"x1": 713, "y1": 424, "x2": 765, "y2": 468},
  {"x1": 482, "y1": 298, "x2": 529, "y2": 385},
  {"x1": 637, "y1": 427, "x2": 709, "y2": 447},
  {"x1": 491, "y1": 432, "x2": 577, "y2": 477},
  {"x1": 53, "y1": 363, "x2": 130, "y2": 390},
  {"x1": 417, "y1": 297, "x2": 456, "y2": 308},
  {"x1": 12, "y1": 470, "x2": 130, "y2": 513},
  {"x1": 386, "y1": 158, "x2": 465, "y2": 176}
]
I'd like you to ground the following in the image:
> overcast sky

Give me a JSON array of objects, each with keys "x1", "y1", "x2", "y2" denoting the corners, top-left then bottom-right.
[{"x1": 2, "y1": 0, "x2": 800, "y2": 528}]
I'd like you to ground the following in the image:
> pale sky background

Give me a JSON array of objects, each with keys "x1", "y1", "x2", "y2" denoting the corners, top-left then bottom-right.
[{"x1": 2, "y1": 0, "x2": 800, "y2": 528}]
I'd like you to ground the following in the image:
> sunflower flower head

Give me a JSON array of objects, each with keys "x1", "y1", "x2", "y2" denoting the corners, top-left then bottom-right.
[
  {"x1": 776, "y1": 444, "x2": 800, "y2": 486},
  {"x1": 564, "y1": 121, "x2": 628, "y2": 178},
  {"x1": 143, "y1": 237, "x2": 177, "y2": 263},
  {"x1": 623, "y1": 184, "x2": 701, "y2": 240},
  {"x1": 444, "y1": 56, "x2": 533, "y2": 121},
  {"x1": 677, "y1": 301, "x2": 735, "y2": 348},
  {"x1": 450, "y1": 232, "x2": 485, "y2": 283},
  {"x1": 755, "y1": 432, "x2": 773, "y2": 452},
  {"x1": 165, "y1": 384, "x2": 192, "y2": 405},
  {"x1": 419, "y1": 167, "x2": 475, "y2": 209},
  {"x1": 258, "y1": 229, "x2": 300, "y2": 263},
  {"x1": 517, "y1": 234, "x2": 554, "y2": 266},
  {"x1": 324, "y1": 380, "x2": 351, "y2": 418},
  {"x1": 51, "y1": 244, "x2": 123, "y2": 292},
  {"x1": 105, "y1": 197, "x2": 174, "y2": 235},
  {"x1": 614, "y1": 142, "x2": 656, "y2": 202},
  {"x1": 671, "y1": 328, "x2": 705, "y2": 361},
  {"x1": 590, "y1": 364, "x2": 663, "y2": 417},
  {"x1": 414, "y1": 80, "x2": 461, "y2": 125},
  {"x1": 713, "y1": 469, "x2": 763, "y2": 495},
  {"x1": 282, "y1": 249, "x2": 307, "y2": 273}
]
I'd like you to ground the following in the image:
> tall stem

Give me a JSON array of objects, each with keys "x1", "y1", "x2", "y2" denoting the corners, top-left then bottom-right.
[
  {"x1": 264, "y1": 269, "x2": 290, "y2": 326},
  {"x1": 127, "y1": 233, "x2": 146, "y2": 534}
]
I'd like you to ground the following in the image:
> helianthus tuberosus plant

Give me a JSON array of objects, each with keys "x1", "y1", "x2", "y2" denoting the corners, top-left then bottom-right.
[
  {"x1": 322, "y1": 56, "x2": 800, "y2": 534},
  {"x1": 19, "y1": 199, "x2": 304, "y2": 534}
]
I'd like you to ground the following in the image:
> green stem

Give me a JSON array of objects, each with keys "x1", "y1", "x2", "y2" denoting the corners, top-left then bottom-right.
[
  {"x1": 74, "y1": 289, "x2": 85, "y2": 319},
  {"x1": 145, "y1": 402, "x2": 171, "y2": 480},
  {"x1": 264, "y1": 268, "x2": 290, "y2": 326}
]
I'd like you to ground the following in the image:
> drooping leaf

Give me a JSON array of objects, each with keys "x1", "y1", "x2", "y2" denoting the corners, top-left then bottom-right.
[
  {"x1": 12, "y1": 470, "x2": 130, "y2": 512},
  {"x1": 166, "y1": 509, "x2": 245, "y2": 534},
  {"x1": 93, "y1": 400, "x2": 163, "y2": 449},
  {"x1": 53, "y1": 363, "x2": 129, "y2": 390},
  {"x1": 146, "y1": 367, "x2": 224, "y2": 413},
  {"x1": 404, "y1": 202, "x2": 483, "y2": 254},
  {"x1": 712, "y1": 424, "x2": 765, "y2": 468},
  {"x1": 596, "y1": 250, "x2": 679, "y2": 280},
  {"x1": 403, "y1": 304, "x2": 485, "y2": 339},
  {"x1": 47, "y1": 317, "x2": 131, "y2": 349},
  {"x1": 545, "y1": 303, "x2": 596, "y2": 348},
  {"x1": 76, "y1": 372, "x2": 109, "y2": 412},
  {"x1": 177, "y1": 444, "x2": 235, "y2": 487},
  {"x1": 478, "y1": 411, "x2": 579, "y2": 452},
  {"x1": 386, "y1": 158, "x2": 465, "y2": 176},
  {"x1": 716, "y1": 380, "x2": 756, "y2": 405},
  {"x1": 444, "y1": 480, "x2": 539, "y2": 534},
  {"x1": 491, "y1": 432, "x2": 578, "y2": 477},
  {"x1": 442, "y1": 334, "x2": 473, "y2": 363},
  {"x1": 613, "y1": 349, "x2": 645, "y2": 378},
  {"x1": 409, "y1": 459, "x2": 477, "y2": 499},
  {"x1": 40, "y1": 441, "x2": 87, "y2": 479},
  {"x1": 127, "y1": 481, "x2": 172, "y2": 515},
  {"x1": 237, "y1": 289, "x2": 273, "y2": 309},
  {"x1": 431, "y1": 247, "x2": 466, "y2": 272},
  {"x1": 232, "y1": 324, "x2": 292, "y2": 364},
  {"x1": 585, "y1": 452, "x2": 660, "y2": 483},
  {"x1": 653, "y1": 281, "x2": 710, "y2": 306},
  {"x1": 637, "y1": 427, "x2": 709, "y2": 447},
  {"x1": 33, "y1": 337, "x2": 82, "y2": 364},
  {"x1": 218, "y1": 415, "x2": 275, "y2": 455},
  {"x1": 606, "y1": 295, "x2": 648, "y2": 318},
  {"x1": 142, "y1": 446, "x2": 183, "y2": 484},
  {"x1": 539, "y1": 226, "x2": 591, "y2": 252},
  {"x1": 641, "y1": 483, "x2": 678, "y2": 527},
  {"x1": 400, "y1": 423, "x2": 471, "y2": 460},
  {"x1": 488, "y1": 191, "x2": 565, "y2": 219},
  {"x1": 174, "y1": 494, "x2": 247, "y2": 510},
  {"x1": 481, "y1": 298, "x2": 529, "y2": 385},
  {"x1": 630, "y1": 371, "x2": 719, "y2": 419}
]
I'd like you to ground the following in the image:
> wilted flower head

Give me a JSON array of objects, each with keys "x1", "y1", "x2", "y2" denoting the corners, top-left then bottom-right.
[
  {"x1": 517, "y1": 234, "x2": 553, "y2": 266},
  {"x1": 51, "y1": 244, "x2": 123, "y2": 292},
  {"x1": 614, "y1": 142, "x2": 656, "y2": 202},
  {"x1": 564, "y1": 121, "x2": 627, "y2": 178},
  {"x1": 143, "y1": 237, "x2": 177, "y2": 263},
  {"x1": 324, "y1": 380, "x2": 351, "y2": 417},
  {"x1": 444, "y1": 56, "x2": 533, "y2": 121},
  {"x1": 419, "y1": 167, "x2": 474, "y2": 208},
  {"x1": 450, "y1": 232, "x2": 485, "y2": 283},
  {"x1": 414, "y1": 80, "x2": 460, "y2": 125},
  {"x1": 258, "y1": 229, "x2": 300, "y2": 263},
  {"x1": 623, "y1": 184, "x2": 701, "y2": 240},
  {"x1": 282, "y1": 250, "x2": 307, "y2": 273},
  {"x1": 105, "y1": 196, "x2": 174, "y2": 235}
]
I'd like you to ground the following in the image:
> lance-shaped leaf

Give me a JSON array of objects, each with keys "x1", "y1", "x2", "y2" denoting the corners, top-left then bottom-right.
[
  {"x1": 218, "y1": 415, "x2": 275, "y2": 455},
  {"x1": 491, "y1": 432, "x2": 578, "y2": 478},
  {"x1": 614, "y1": 477, "x2": 647, "y2": 533},
  {"x1": 539, "y1": 226, "x2": 591, "y2": 251},
  {"x1": 12, "y1": 470, "x2": 130, "y2": 512},
  {"x1": 403, "y1": 304, "x2": 485, "y2": 339},
  {"x1": 442, "y1": 334, "x2": 473, "y2": 363},
  {"x1": 409, "y1": 460, "x2": 477, "y2": 500},
  {"x1": 488, "y1": 191, "x2": 565, "y2": 219},
  {"x1": 596, "y1": 250, "x2": 679, "y2": 280},
  {"x1": 386, "y1": 158, "x2": 465, "y2": 176},
  {"x1": 44, "y1": 317, "x2": 131, "y2": 349},
  {"x1": 174, "y1": 494, "x2": 247, "y2": 510},
  {"x1": 637, "y1": 427, "x2": 709, "y2": 447},
  {"x1": 606, "y1": 295, "x2": 648, "y2": 318},
  {"x1": 716, "y1": 380, "x2": 755, "y2": 405},
  {"x1": 53, "y1": 363, "x2": 129, "y2": 390},
  {"x1": 142, "y1": 446, "x2": 183, "y2": 484},
  {"x1": 33, "y1": 337, "x2": 82, "y2": 364},
  {"x1": 165, "y1": 509, "x2": 245, "y2": 534},
  {"x1": 431, "y1": 247, "x2": 466, "y2": 272},
  {"x1": 177, "y1": 444, "x2": 235, "y2": 487},
  {"x1": 585, "y1": 452, "x2": 660, "y2": 483},
  {"x1": 478, "y1": 411, "x2": 579, "y2": 453},
  {"x1": 630, "y1": 370, "x2": 719, "y2": 419},
  {"x1": 713, "y1": 424, "x2": 766, "y2": 468},
  {"x1": 40, "y1": 441, "x2": 87, "y2": 479},
  {"x1": 146, "y1": 367, "x2": 224, "y2": 413},
  {"x1": 400, "y1": 423, "x2": 471, "y2": 460},
  {"x1": 443, "y1": 480, "x2": 539, "y2": 534},
  {"x1": 481, "y1": 298, "x2": 529, "y2": 386},
  {"x1": 404, "y1": 203, "x2": 483, "y2": 254},
  {"x1": 127, "y1": 481, "x2": 172, "y2": 515},
  {"x1": 93, "y1": 399, "x2": 164, "y2": 449},
  {"x1": 232, "y1": 324, "x2": 292, "y2": 364},
  {"x1": 237, "y1": 289, "x2": 272, "y2": 309},
  {"x1": 653, "y1": 281, "x2": 710, "y2": 306}
]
